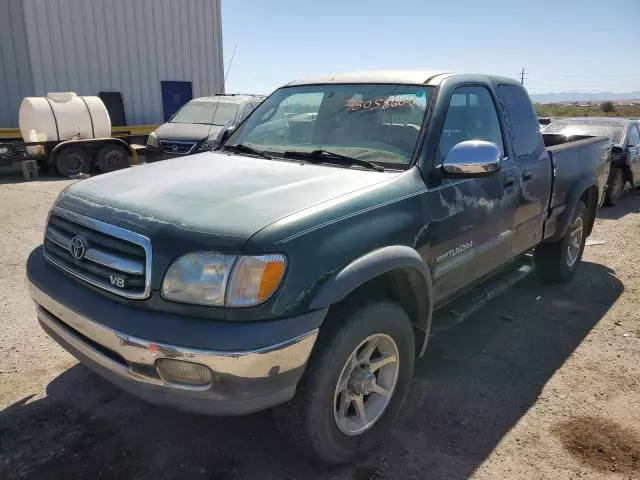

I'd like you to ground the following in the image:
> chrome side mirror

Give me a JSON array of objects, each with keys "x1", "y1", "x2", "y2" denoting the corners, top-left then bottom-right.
[{"x1": 440, "y1": 140, "x2": 502, "y2": 177}]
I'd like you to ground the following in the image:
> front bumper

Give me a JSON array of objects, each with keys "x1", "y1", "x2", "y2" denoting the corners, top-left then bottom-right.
[{"x1": 27, "y1": 248, "x2": 323, "y2": 415}]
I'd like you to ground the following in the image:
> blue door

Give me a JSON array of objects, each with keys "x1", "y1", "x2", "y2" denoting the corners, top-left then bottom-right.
[{"x1": 161, "y1": 81, "x2": 193, "y2": 121}]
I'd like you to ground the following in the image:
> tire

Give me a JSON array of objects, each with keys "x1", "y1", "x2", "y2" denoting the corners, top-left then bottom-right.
[
  {"x1": 55, "y1": 147, "x2": 91, "y2": 177},
  {"x1": 604, "y1": 168, "x2": 624, "y2": 206},
  {"x1": 96, "y1": 144, "x2": 129, "y2": 173},
  {"x1": 535, "y1": 200, "x2": 588, "y2": 283},
  {"x1": 275, "y1": 301, "x2": 415, "y2": 466}
]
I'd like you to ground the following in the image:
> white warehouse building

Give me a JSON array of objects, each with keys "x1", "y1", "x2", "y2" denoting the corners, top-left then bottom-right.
[{"x1": 0, "y1": 0, "x2": 224, "y2": 128}]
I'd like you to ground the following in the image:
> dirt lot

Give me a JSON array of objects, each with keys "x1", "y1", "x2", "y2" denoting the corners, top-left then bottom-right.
[{"x1": 1, "y1": 173, "x2": 639, "y2": 480}]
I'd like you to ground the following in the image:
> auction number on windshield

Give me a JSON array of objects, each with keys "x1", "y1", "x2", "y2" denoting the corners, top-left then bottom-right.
[{"x1": 345, "y1": 97, "x2": 417, "y2": 112}]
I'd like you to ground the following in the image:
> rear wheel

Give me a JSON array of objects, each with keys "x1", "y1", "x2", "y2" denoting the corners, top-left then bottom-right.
[
  {"x1": 96, "y1": 144, "x2": 129, "y2": 173},
  {"x1": 275, "y1": 301, "x2": 415, "y2": 465},
  {"x1": 604, "y1": 168, "x2": 624, "y2": 206},
  {"x1": 55, "y1": 148, "x2": 90, "y2": 177},
  {"x1": 535, "y1": 200, "x2": 587, "y2": 283}
]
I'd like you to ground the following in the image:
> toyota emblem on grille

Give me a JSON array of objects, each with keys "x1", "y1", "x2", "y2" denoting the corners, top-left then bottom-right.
[{"x1": 69, "y1": 236, "x2": 86, "y2": 259}]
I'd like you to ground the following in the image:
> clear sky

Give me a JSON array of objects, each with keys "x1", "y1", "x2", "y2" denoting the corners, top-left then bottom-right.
[{"x1": 221, "y1": 0, "x2": 640, "y2": 97}]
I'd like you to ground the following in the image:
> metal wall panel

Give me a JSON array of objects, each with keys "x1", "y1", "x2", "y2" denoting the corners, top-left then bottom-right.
[
  {"x1": 0, "y1": 0, "x2": 35, "y2": 127},
  {"x1": 17, "y1": 0, "x2": 223, "y2": 126}
]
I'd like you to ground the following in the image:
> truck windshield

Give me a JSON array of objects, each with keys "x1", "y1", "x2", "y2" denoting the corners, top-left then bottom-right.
[
  {"x1": 170, "y1": 101, "x2": 239, "y2": 126},
  {"x1": 544, "y1": 121, "x2": 626, "y2": 144},
  {"x1": 227, "y1": 84, "x2": 433, "y2": 168}
]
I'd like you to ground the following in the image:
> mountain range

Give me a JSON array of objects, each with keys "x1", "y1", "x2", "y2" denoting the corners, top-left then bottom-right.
[{"x1": 529, "y1": 91, "x2": 640, "y2": 104}]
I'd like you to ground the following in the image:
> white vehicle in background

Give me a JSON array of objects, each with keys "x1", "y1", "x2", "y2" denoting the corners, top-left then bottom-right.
[{"x1": 145, "y1": 94, "x2": 265, "y2": 159}]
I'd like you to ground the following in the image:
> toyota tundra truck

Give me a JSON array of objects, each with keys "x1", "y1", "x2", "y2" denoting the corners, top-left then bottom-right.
[{"x1": 26, "y1": 71, "x2": 611, "y2": 465}]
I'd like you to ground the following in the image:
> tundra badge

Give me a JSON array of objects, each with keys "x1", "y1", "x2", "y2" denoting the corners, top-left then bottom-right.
[{"x1": 436, "y1": 241, "x2": 473, "y2": 263}]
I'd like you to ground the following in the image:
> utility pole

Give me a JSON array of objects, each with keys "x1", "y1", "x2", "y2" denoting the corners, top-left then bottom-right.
[{"x1": 520, "y1": 68, "x2": 525, "y2": 85}]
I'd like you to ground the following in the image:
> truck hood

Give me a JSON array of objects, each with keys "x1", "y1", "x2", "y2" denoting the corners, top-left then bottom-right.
[
  {"x1": 154, "y1": 122, "x2": 226, "y2": 141},
  {"x1": 56, "y1": 152, "x2": 398, "y2": 249}
]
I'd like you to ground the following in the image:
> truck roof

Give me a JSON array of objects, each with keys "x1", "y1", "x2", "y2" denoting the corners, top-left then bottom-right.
[
  {"x1": 284, "y1": 70, "x2": 523, "y2": 88},
  {"x1": 285, "y1": 70, "x2": 452, "y2": 87}
]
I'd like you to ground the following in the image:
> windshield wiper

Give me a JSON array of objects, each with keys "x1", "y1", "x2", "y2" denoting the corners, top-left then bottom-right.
[
  {"x1": 283, "y1": 149, "x2": 385, "y2": 172},
  {"x1": 221, "y1": 143, "x2": 272, "y2": 159}
]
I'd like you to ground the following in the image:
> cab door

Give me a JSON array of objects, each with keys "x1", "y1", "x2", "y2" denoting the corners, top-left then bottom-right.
[
  {"x1": 428, "y1": 85, "x2": 521, "y2": 304},
  {"x1": 495, "y1": 84, "x2": 553, "y2": 256}
]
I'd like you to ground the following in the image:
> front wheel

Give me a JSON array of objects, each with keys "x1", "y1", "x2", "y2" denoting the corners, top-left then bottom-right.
[
  {"x1": 276, "y1": 301, "x2": 415, "y2": 465},
  {"x1": 535, "y1": 200, "x2": 588, "y2": 283}
]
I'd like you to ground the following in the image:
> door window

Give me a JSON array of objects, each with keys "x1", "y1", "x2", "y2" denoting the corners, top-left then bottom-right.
[{"x1": 439, "y1": 86, "x2": 504, "y2": 159}]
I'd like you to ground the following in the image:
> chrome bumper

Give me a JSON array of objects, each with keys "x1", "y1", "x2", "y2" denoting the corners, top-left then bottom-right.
[{"x1": 29, "y1": 281, "x2": 318, "y2": 415}]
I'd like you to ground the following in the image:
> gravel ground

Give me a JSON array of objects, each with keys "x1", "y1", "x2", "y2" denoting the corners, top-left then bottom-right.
[{"x1": 1, "y1": 173, "x2": 639, "y2": 480}]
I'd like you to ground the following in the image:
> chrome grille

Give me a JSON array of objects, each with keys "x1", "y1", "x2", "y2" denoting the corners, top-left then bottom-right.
[
  {"x1": 159, "y1": 140, "x2": 197, "y2": 155},
  {"x1": 43, "y1": 207, "x2": 152, "y2": 299}
]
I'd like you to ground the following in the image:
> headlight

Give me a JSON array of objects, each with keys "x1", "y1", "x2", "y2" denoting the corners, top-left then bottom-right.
[
  {"x1": 162, "y1": 252, "x2": 286, "y2": 307},
  {"x1": 198, "y1": 134, "x2": 219, "y2": 151},
  {"x1": 147, "y1": 131, "x2": 158, "y2": 147},
  {"x1": 161, "y1": 253, "x2": 235, "y2": 306}
]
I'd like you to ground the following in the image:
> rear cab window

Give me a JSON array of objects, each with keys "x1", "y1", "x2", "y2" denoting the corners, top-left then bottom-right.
[{"x1": 496, "y1": 84, "x2": 544, "y2": 159}]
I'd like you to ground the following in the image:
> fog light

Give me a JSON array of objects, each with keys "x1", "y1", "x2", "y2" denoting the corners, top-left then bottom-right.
[{"x1": 156, "y1": 359, "x2": 213, "y2": 387}]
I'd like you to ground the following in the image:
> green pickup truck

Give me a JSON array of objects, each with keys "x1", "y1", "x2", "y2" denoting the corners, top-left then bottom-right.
[{"x1": 27, "y1": 70, "x2": 610, "y2": 464}]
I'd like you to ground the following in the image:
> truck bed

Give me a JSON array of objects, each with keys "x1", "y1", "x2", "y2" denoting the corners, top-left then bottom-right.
[{"x1": 543, "y1": 134, "x2": 611, "y2": 211}]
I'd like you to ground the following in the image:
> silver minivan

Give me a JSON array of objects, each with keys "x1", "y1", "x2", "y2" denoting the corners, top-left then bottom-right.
[{"x1": 146, "y1": 93, "x2": 265, "y2": 159}]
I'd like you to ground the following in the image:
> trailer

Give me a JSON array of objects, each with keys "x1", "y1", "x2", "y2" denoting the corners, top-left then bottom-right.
[{"x1": 0, "y1": 93, "x2": 155, "y2": 178}]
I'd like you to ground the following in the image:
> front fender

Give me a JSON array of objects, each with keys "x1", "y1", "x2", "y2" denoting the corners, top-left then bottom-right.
[{"x1": 309, "y1": 245, "x2": 433, "y2": 356}]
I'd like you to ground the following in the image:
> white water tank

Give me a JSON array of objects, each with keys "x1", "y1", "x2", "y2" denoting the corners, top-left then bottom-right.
[{"x1": 19, "y1": 93, "x2": 111, "y2": 154}]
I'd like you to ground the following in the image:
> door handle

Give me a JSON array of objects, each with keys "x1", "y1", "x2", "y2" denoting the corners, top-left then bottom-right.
[
  {"x1": 504, "y1": 175, "x2": 515, "y2": 188},
  {"x1": 522, "y1": 170, "x2": 533, "y2": 181}
]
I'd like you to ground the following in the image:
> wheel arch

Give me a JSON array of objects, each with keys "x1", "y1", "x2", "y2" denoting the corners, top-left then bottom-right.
[
  {"x1": 309, "y1": 246, "x2": 433, "y2": 357},
  {"x1": 49, "y1": 138, "x2": 132, "y2": 165},
  {"x1": 548, "y1": 175, "x2": 598, "y2": 243}
]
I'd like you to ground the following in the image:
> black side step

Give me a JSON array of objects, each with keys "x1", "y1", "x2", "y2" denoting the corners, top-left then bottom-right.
[{"x1": 432, "y1": 256, "x2": 535, "y2": 334}]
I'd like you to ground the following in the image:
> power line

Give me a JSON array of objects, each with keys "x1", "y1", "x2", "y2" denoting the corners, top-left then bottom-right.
[
  {"x1": 523, "y1": 78, "x2": 640, "y2": 84},
  {"x1": 515, "y1": 68, "x2": 640, "y2": 94},
  {"x1": 523, "y1": 70, "x2": 640, "y2": 77}
]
